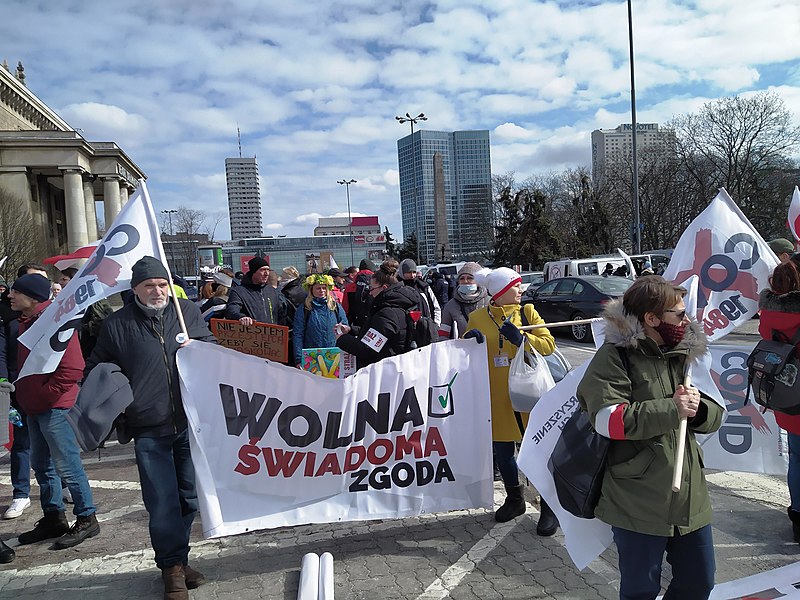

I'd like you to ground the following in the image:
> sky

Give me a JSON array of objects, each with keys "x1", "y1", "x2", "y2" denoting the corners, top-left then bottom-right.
[{"x1": 3, "y1": 0, "x2": 800, "y2": 241}]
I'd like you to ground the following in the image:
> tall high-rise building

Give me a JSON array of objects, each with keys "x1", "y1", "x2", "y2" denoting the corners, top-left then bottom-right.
[
  {"x1": 591, "y1": 123, "x2": 676, "y2": 180},
  {"x1": 225, "y1": 157, "x2": 263, "y2": 240},
  {"x1": 397, "y1": 130, "x2": 492, "y2": 264}
]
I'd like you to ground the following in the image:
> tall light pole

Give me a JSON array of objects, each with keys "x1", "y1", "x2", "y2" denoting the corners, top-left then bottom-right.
[
  {"x1": 627, "y1": 0, "x2": 642, "y2": 254},
  {"x1": 161, "y1": 209, "x2": 177, "y2": 271},
  {"x1": 395, "y1": 112, "x2": 427, "y2": 265},
  {"x1": 337, "y1": 179, "x2": 357, "y2": 267}
]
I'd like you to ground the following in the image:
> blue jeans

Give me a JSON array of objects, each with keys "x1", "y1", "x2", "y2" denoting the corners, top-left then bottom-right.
[
  {"x1": 10, "y1": 409, "x2": 31, "y2": 499},
  {"x1": 613, "y1": 525, "x2": 715, "y2": 600},
  {"x1": 787, "y1": 432, "x2": 800, "y2": 511},
  {"x1": 27, "y1": 408, "x2": 95, "y2": 517},
  {"x1": 492, "y1": 441, "x2": 519, "y2": 487},
  {"x1": 134, "y1": 429, "x2": 198, "y2": 569}
]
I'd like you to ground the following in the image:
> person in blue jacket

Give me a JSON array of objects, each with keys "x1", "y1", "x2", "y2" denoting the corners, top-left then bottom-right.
[{"x1": 293, "y1": 274, "x2": 348, "y2": 367}]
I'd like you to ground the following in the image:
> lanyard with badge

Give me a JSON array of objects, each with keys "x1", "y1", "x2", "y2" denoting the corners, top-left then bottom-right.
[{"x1": 487, "y1": 306, "x2": 511, "y2": 368}]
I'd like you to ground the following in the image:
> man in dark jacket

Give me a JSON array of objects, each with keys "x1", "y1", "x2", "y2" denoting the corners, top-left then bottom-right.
[
  {"x1": 399, "y1": 259, "x2": 441, "y2": 326},
  {"x1": 85, "y1": 256, "x2": 215, "y2": 599},
  {"x1": 429, "y1": 271, "x2": 450, "y2": 308},
  {"x1": 225, "y1": 257, "x2": 286, "y2": 326},
  {"x1": 342, "y1": 259, "x2": 375, "y2": 329},
  {"x1": 336, "y1": 279, "x2": 419, "y2": 369}
]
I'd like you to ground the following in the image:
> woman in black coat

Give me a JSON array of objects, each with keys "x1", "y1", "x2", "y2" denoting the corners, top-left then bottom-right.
[{"x1": 335, "y1": 259, "x2": 421, "y2": 369}]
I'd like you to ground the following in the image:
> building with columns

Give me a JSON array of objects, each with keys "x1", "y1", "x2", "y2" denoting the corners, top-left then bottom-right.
[{"x1": 0, "y1": 61, "x2": 146, "y2": 256}]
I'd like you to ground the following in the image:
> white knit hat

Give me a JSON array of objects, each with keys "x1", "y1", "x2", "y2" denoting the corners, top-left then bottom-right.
[{"x1": 474, "y1": 267, "x2": 522, "y2": 300}]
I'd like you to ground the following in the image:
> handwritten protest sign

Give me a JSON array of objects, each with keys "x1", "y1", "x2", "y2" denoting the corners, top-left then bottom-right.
[{"x1": 210, "y1": 319, "x2": 289, "y2": 363}]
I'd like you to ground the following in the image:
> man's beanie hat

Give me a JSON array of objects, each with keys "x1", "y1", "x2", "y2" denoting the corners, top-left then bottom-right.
[
  {"x1": 400, "y1": 258, "x2": 417, "y2": 275},
  {"x1": 457, "y1": 262, "x2": 483, "y2": 278},
  {"x1": 474, "y1": 267, "x2": 522, "y2": 300},
  {"x1": 11, "y1": 273, "x2": 51, "y2": 302},
  {"x1": 359, "y1": 259, "x2": 376, "y2": 272},
  {"x1": 248, "y1": 256, "x2": 269, "y2": 273},
  {"x1": 131, "y1": 256, "x2": 170, "y2": 287},
  {"x1": 769, "y1": 238, "x2": 795, "y2": 255},
  {"x1": 327, "y1": 267, "x2": 343, "y2": 278}
]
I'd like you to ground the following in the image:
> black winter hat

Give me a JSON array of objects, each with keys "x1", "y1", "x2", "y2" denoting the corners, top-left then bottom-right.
[
  {"x1": 131, "y1": 256, "x2": 170, "y2": 287},
  {"x1": 248, "y1": 256, "x2": 269, "y2": 273},
  {"x1": 11, "y1": 273, "x2": 51, "y2": 302},
  {"x1": 359, "y1": 259, "x2": 376, "y2": 272}
]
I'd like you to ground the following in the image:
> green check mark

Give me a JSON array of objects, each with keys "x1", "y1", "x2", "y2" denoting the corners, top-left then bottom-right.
[{"x1": 438, "y1": 373, "x2": 459, "y2": 408}]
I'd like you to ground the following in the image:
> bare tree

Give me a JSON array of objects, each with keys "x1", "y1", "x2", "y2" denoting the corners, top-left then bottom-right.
[
  {"x1": 0, "y1": 189, "x2": 47, "y2": 281},
  {"x1": 161, "y1": 206, "x2": 209, "y2": 276},
  {"x1": 672, "y1": 91, "x2": 800, "y2": 235}
]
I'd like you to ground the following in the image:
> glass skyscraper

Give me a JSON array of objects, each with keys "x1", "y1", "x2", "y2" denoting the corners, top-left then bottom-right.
[{"x1": 397, "y1": 130, "x2": 492, "y2": 264}]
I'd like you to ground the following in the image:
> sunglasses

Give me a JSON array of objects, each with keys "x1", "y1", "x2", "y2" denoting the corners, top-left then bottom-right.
[{"x1": 663, "y1": 309, "x2": 687, "y2": 319}]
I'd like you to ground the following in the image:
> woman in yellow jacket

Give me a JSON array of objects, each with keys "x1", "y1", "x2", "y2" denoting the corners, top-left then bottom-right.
[{"x1": 465, "y1": 267, "x2": 556, "y2": 531}]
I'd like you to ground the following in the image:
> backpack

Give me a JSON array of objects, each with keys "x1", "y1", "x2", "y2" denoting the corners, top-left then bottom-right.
[
  {"x1": 746, "y1": 329, "x2": 800, "y2": 415},
  {"x1": 404, "y1": 290, "x2": 438, "y2": 350}
]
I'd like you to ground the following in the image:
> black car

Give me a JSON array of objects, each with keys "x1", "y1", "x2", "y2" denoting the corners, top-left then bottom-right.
[{"x1": 521, "y1": 275, "x2": 633, "y2": 342}]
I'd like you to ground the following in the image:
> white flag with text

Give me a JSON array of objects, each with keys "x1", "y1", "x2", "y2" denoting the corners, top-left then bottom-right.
[{"x1": 18, "y1": 181, "x2": 167, "y2": 378}]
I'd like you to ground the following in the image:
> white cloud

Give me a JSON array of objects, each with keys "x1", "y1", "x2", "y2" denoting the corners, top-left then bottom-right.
[
  {"x1": 59, "y1": 102, "x2": 148, "y2": 140},
  {"x1": 5, "y1": 0, "x2": 799, "y2": 242}
]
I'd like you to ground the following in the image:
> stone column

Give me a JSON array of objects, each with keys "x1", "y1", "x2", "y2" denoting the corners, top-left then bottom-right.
[
  {"x1": 119, "y1": 185, "x2": 129, "y2": 207},
  {"x1": 62, "y1": 169, "x2": 90, "y2": 252},
  {"x1": 103, "y1": 176, "x2": 121, "y2": 231},
  {"x1": 82, "y1": 177, "x2": 99, "y2": 241}
]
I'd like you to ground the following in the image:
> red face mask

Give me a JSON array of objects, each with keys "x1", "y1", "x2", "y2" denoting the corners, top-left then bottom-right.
[{"x1": 654, "y1": 321, "x2": 687, "y2": 347}]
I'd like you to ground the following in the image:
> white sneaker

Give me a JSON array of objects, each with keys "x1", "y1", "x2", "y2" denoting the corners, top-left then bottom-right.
[{"x1": 4, "y1": 497, "x2": 31, "y2": 519}]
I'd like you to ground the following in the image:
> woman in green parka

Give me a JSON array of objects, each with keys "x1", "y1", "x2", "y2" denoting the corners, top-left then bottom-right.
[{"x1": 577, "y1": 276, "x2": 723, "y2": 600}]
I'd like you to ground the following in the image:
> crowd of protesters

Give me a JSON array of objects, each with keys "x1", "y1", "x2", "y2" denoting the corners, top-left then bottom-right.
[{"x1": 0, "y1": 240, "x2": 798, "y2": 600}]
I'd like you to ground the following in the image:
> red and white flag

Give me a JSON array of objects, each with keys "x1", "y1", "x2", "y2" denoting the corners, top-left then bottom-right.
[
  {"x1": 18, "y1": 181, "x2": 168, "y2": 378},
  {"x1": 788, "y1": 185, "x2": 800, "y2": 243},
  {"x1": 662, "y1": 189, "x2": 778, "y2": 342},
  {"x1": 44, "y1": 242, "x2": 100, "y2": 271}
]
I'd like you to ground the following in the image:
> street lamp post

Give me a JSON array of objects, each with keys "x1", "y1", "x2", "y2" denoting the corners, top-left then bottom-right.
[
  {"x1": 395, "y1": 112, "x2": 427, "y2": 265},
  {"x1": 337, "y1": 179, "x2": 357, "y2": 267},
  {"x1": 627, "y1": 0, "x2": 642, "y2": 254},
  {"x1": 161, "y1": 209, "x2": 177, "y2": 272}
]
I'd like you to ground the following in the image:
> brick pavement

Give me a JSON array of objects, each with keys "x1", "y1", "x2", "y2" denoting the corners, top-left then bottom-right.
[{"x1": 0, "y1": 439, "x2": 797, "y2": 600}]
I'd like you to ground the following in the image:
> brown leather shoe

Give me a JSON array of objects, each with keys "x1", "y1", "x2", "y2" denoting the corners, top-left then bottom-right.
[
  {"x1": 184, "y1": 563, "x2": 206, "y2": 589},
  {"x1": 161, "y1": 564, "x2": 188, "y2": 600}
]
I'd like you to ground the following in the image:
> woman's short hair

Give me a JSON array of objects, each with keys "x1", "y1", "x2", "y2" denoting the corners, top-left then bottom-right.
[
  {"x1": 372, "y1": 259, "x2": 399, "y2": 287},
  {"x1": 771, "y1": 261, "x2": 800, "y2": 295},
  {"x1": 622, "y1": 275, "x2": 686, "y2": 321}
]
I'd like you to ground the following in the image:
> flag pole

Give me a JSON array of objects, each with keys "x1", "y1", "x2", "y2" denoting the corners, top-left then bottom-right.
[
  {"x1": 672, "y1": 372, "x2": 691, "y2": 492},
  {"x1": 166, "y1": 271, "x2": 190, "y2": 342}
]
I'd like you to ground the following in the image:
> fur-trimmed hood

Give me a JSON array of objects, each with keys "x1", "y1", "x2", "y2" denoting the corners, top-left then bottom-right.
[
  {"x1": 759, "y1": 288, "x2": 800, "y2": 314},
  {"x1": 601, "y1": 297, "x2": 708, "y2": 360}
]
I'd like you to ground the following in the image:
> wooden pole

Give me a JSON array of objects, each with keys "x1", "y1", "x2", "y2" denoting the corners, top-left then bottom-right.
[
  {"x1": 671, "y1": 373, "x2": 691, "y2": 492},
  {"x1": 519, "y1": 317, "x2": 601, "y2": 331}
]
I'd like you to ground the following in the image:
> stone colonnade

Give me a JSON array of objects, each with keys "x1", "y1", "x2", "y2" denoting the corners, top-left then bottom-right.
[{"x1": 61, "y1": 168, "x2": 133, "y2": 251}]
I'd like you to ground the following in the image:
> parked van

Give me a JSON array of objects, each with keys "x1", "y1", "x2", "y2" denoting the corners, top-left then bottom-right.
[
  {"x1": 543, "y1": 257, "x2": 631, "y2": 282},
  {"x1": 629, "y1": 253, "x2": 671, "y2": 275}
]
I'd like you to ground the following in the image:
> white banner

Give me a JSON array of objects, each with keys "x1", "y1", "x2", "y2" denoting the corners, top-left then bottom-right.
[
  {"x1": 518, "y1": 342, "x2": 785, "y2": 570},
  {"x1": 698, "y1": 343, "x2": 786, "y2": 476},
  {"x1": 18, "y1": 181, "x2": 166, "y2": 378},
  {"x1": 177, "y1": 340, "x2": 493, "y2": 538},
  {"x1": 663, "y1": 188, "x2": 778, "y2": 341}
]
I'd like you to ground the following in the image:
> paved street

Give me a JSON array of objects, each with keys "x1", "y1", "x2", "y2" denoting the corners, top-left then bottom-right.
[{"x1": 1, "y1": 324, "x2": 796, "y2": 599}]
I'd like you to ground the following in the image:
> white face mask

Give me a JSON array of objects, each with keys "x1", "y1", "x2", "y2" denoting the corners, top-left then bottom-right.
[{"x1": 458, "y1": 284, "x2": 478, "y2": 295}]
